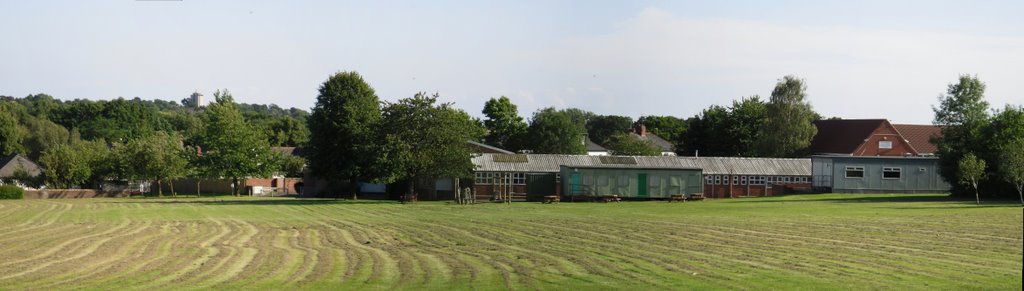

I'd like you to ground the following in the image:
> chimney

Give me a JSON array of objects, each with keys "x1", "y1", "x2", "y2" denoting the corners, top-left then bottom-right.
[{"x1": 640, "y1": 124, "x2": 647, "y2": 137}]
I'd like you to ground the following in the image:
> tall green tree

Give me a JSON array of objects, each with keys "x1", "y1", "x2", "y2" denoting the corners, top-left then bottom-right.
[
  {"x1": 958, "y1": 153, "x2": 986, "y2": 205},
  {"x1": 379, "y1": 92, "x2": 484, "y2": 200},
  {"x1": 39, "y1": 140, "x2": 109, "y2": 188},
  {"x1": 637, "y1": 115, "x2": 686, "y2": 143},
  {"x1": 306, "y1": 71, "x2": 382, "y2": 199},
  {"x1": 481, "y1": 96, "x2": 527, "y2": 151},
  {"x1": 0, "y1": 104, "x2": 26, "y2": 156},
  {"x1": 757, "y1": 76, "x2": 818, "y2": 157},
  {"x1": 988, "y1": 105, "x2": 1024, "y2": 203},
  {"x1": 586, "y1": 115, "x2": 633, "y2": 146},
  {"x1": 998, "y1": 139, "x2": 1024, "y2": 205},
  {"x1": 525, "y1": 108, "x2": 586, "y2": 154},
  {"x1": 932, "y1": 75, "x2": 990, "y2": 197},
  {"x1": 198, "y1": 90, "x2": 279, "y2": 196},
  {"x1": 728, "y1": 96, "x2": 768, "y2": 157},
  {"x1": 680, "y1": 106, "x2": 732, "y2": 156}
]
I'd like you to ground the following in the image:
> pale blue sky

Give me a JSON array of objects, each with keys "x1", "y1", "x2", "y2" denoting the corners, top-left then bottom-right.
[{"x1": 1, "y1": 0, "x2": 1021, "y2": 124}]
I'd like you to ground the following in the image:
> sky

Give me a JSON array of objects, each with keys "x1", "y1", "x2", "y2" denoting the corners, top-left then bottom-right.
[{"x1": 1, "y1": 0, "x2": 1022, "y2": 124}]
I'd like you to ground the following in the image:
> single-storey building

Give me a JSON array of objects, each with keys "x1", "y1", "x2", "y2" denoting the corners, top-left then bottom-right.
[
  {"x1": 811, "y1": 155, "x2": 950, "y2": 193},
  {"x1": 0, "y1": 154, "x2": 42, "y2": 178},
  {"x1": 689, "y1": 157, "x2": 812, "y2": 198},
  {"x1": 560, "y1": 165, "x2": 702, "y2": 199},
  {"x1": 470, "y1": 153, "x2": 811, "y2": 201}
]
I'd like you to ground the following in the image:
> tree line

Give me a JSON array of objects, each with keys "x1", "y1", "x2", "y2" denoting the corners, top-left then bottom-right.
[{"x1": 0, "y1": 92, "x2": 307, "y2": 195}]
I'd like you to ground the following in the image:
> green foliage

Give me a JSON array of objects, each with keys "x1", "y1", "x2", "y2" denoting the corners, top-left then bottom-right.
[
  {"x1": 932, "y1": 75, "x2": 991, "y2": 197},
  {"x1": 636, "y1": 115, "x2": 686, "y2": 143},
  {"x1": 379, "y1": 92, "x2": 484, "y2": 197},
  {"x1": 586, "y1": 115, "x2": 633, "y2": 146},
  {"x1": 756, "y1": 76, "x2": 817, "y2": 157},
  {"x1": 680, "y1": 97, "x2": 767, "y2": 157},
  {"x1": 198, "y1": 90, "x2": 280, "y2": 196},
  {"x1": 525, "y1": 107, "x2": 586, "y2": 154},
  {"x1": 54, "y1": 98, "x2": 169, "y2": 142},
  {"x1": 997, "y1": 139, "x2": 1024, "y2": 204},
  {"x1": 40, "y1": 142, "x2": 95, "y2": 188},
  {"x1": 0, "y1": 185, "x2": 23, "y2": 199},
  {"x1": 21, "y1": 118, "x2": 70, "y2": 161},
  {"x1": 481, "y1": 96, "x2": 527, "y2": 151},
  {"x1": 958, "y1": 153, "x2": 986, "y2": 204},
  {"x1": 280, "y1": 154, "x2": 306, "y2": 178},
  {"x1": 115, "y1": 132, "x2": 190, "y2": 196},
  {"x1": 260, "y1": 116, "x2": 310, "y2": 147},
  {"x1": 307, "y1": 71, "x2": 382, "y2": 191},
  {"x1": 606, "y1": 133, "x2": 661, "y2": 156},
  {"x1": 0, "y1": 103, "x2": 27, "y2": 156}
]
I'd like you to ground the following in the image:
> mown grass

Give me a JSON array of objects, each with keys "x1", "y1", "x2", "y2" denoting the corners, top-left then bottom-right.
[{"x1": 0, "y1": 193, "x2": 1020, "y2": 290}]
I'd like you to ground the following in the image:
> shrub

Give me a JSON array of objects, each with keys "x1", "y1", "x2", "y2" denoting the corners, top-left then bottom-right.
[{"x1": 0, "y1": 185, "x2": 24, "y2": 199}]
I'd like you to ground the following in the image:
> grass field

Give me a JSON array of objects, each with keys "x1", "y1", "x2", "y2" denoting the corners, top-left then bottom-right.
[{"x1": 0, "y1": 194, "x2": 1021, "y2": 290}]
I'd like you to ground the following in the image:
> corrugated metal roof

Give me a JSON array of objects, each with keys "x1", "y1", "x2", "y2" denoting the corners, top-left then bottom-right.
[{"x1": 472, "y1": 153, "x2": 810, "y2": 176}]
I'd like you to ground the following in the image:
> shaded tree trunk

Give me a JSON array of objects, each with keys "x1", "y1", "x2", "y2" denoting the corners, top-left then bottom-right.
[
  {"x1": 349, "y1": 175, "x2": 359, "y2": 200},
  {"x1": 232, "y1": 177, "x2": 239, "y2": 196},
  {"x1": 170, "y1": 179, "x2": 176, "y2": 197},
  {"x1": 1017, "y1": 185, "x2": 1022, "y2": 206},
  {"x1": 157, "y1": 180, "x2": 163, "y2": 197},
  {"x1": 196, "y1": 180, "x2": 201, "y2": 197},
  {"x1": 972, "y1": 181, "x2": 980, "y2": 205}
]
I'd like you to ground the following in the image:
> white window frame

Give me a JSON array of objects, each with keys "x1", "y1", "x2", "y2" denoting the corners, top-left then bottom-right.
[
  {"x1": 740, "y1": 176, "x2": 747, "y2": 185},
  {"x1": 512, "y1": 173, "x2": 527, "y2": 185},
  {"x1": 845, "y1": 166, "x2": 865, "y2": 178},
  {"x1": 879, "y1": 140, "x2": 893, "y2": 149},
  {"x1": 882, "y1": 167, "x2": 902, "y2": 180}
]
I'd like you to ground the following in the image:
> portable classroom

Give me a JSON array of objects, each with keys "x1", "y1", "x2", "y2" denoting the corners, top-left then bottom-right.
[
  {"x1": 559, "y1": 165, "x2": 702, "y2": 198},
  {"x1": 811, "y1": 155, "x2": 950, "y2": 193}
]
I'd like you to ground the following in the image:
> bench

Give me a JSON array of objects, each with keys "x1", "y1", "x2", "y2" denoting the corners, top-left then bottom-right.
[
  {"x1": 601, "y1": 195, "x2": 621, "y2": 203},
  {"x1": 686, "y1": 193, "x2": 705, "y2": 201},
  {"x1": 543, "y1": 195, "x2": 560, "y2": 204},
  {"x1": 668, "y1": 194, "x2": 686, "y2": 202}
]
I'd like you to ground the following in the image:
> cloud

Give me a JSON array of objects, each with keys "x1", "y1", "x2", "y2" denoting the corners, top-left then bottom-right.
[{"x1": 522, "y1": 8, "x2": 1024, "y2": 123}]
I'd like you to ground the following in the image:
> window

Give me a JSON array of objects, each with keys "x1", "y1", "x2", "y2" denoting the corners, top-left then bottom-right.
[
  {"x1": 883, "y1": 167, "x2": 901, "y2": 179},
  {"x1": 598, "y1": 176, "x2": 609, "y2": 186},
  {"x1": 783, "y1": 176, "x2": 791, "y2": 183},
  {"x1": 704, "y1": 175, "x2": 713, "y2": 185},
  {"x1": 582, "y1": 175, "x2": 594, "y2": 185},
  {"x1": 512, "y1": 173, "x2": 527, "y2": 185},
  {"x1": 750, "y1": 176, "x2": 765, "y2": 185},
  {"x1": 740, "y1": 176, "x2": 747, "y2": 185},
  {"x1": 475, "y1": 172, "x2": 493, "y2": 185},
  {"x1": 879, "y1": 140, "x2": 893, "y2": 149},
  {"x1": 620, "y1": 176, "x2": 630, "y2": 186},
  {"x1": 714, "y1": 175, "x2": 721, "y2": 185},
  {"x1": 649, "y1": 176, "x2": 660, "y2": 187},
  {"x1": 845, "y1": 166, "x2": 865, "y2": 178},
  {"x1": 555, "y1": 173, "x2": 561, "y2": 183},
  {"x1": 732, "y1": 176, "x2": 739, "y2": 185}
]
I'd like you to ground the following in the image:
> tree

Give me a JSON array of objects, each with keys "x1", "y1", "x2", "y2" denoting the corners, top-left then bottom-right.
[
  {"x1": 21, "y1": 118, "x2": 69, "y2": 161},
  {"x1": 606, "y1": 133, "x2": 661, "y2": 156},
  {"x1": 306, "y1": 71, "x2": 382, "y2": 199},
  {"x1": 958, "y1": 153, "x2": 986, "y2": 205},
  {"x1": 637, "y1": 115, "x2": 686, "y2": 143},
  {"x1": 0, "y1": 105, "x2": 26, "y2": 156},
  {"x1": 279, "y1": 154, "x2": 306, "y2": 195},
  {"x1": 379, "y1": 92, "x2": 484, "y2": 200},
  {"x1": 481, "y1": 96, "x2": 527, "y2": 151},
  {"x1": 198, "y1": 90, "x2": 279, "y2": 196},
  {"x1": 998, "y1": 139, "x2": 1024, "y2": 205},
  {"x1": 118, "y1": 132, "x2": 189, "y2": 197},
  {"x1": 727, "y1": 96, "x2": 768, "y2": 157},
  {"x1": 586, "y1": 115, "x2": 634, "y2": 146},
  {"x1": 932, "y1": 75, "x2": 990, "y2": 197},
  {"x1": 525, "y1": 108, "x2": 586, "y2": 154},
  {"x1": 988, "y1": 105, "x2": 1024, "y2": 204},
  {"x1": 757, "y1": 76, "x2": 818, "y2": 157},
  {"x1": 680, "y1": 106, "x2": 732, "y2": 156},
  {"x1": 40, "y1": 141, "x2": 108, "y2": 188}
]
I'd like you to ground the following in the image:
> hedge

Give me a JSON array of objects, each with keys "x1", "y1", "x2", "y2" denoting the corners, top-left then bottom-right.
[{"x1": 0, "y1": 185, "x2": 24, "y2": 199}]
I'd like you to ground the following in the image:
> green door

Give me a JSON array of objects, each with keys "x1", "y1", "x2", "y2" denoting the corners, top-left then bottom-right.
[
  {"x1": 526, "y1": 174, "x2": 556, "y2": 201},
  {"x1": 637, "y1": 173, "x2": 647, "y2": 197},
  {"x1": 571, "y1": 173, "x2": 581, "y2": 196}
]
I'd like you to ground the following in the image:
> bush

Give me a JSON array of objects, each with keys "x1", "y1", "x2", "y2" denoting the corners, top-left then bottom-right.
[{"x1": 0, "y1": 185, "x2": 24, "y2": 199}]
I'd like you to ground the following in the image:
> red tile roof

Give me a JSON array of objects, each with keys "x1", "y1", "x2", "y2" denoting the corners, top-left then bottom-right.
[
  {"x1": 809, "y1": 119, "x2": 887, "y2": 155},
  {"x1": 893, "y1": 124, "x2": 942, "y2": 154}
]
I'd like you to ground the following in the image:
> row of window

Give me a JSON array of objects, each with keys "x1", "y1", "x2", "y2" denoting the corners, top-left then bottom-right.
[
  {"x1": 845, "y1": 166, "x2": 902, "y2": 179},
  {"x1": 474, "y1": 172, "x2": 527, "y2": 185},
  {"x1": 702, "y1": 175, "x2": 808, "y2": 185}
]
